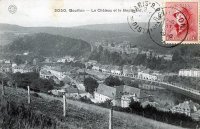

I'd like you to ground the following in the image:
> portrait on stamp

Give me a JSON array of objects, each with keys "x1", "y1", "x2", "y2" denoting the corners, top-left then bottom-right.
[{"x1": 165, "y1": 2, "x2": 198, "y2": 42}]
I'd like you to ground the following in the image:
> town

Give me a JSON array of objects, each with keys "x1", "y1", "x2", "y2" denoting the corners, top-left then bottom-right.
[{"x1": 1, "y1": 39, "x2": 200, "y2": 126}]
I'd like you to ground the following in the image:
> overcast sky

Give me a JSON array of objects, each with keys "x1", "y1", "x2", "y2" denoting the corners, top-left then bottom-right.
[{"x1": 0, "y1": 0, "x2": 163, "y2": 27}]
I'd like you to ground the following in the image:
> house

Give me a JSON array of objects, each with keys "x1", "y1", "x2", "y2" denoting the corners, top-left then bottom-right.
[
  {"x1": 179, "y1": 68, "x2": 200, "y2": 78},
  {"x1": 32, "y1": 58, "x2": 39, "y2": 65},
  {"x1": 122, "y1": 65, "x2": 137, "y2": 77},
  {"x1": 92, "y1": 63, "x2": 101, "y2": 71},
  {"x1": 100, "y1": 65, "x2": 111, "y2": 73},
  {"x1": 121, "y1": 95, "x2": 134, "y2": 108},
  {"x1": 50, "y1": 89, "x2": 66, "y2": 96},
  {"x1": 87, "y1": 60, "x2": 97, "y2": 65},
  {"x1": 12, "y1": 64, "x2": 35, "y2": 73},
  {"x1": 152, "y1": 71, "x2": 164, "y2": 81},
  {"x1": 40, "y1": 66, "x2": 67, "y2": 80},
  {"x1": 138, "y1": 70, "x2": 158, "y2": 81},
  {"x1": 130, "y1": 47, "x2": 139, "y2": 54},
  {"x1": 119, "y1": 85, "x2": 141, "y2": 107},
  {"x1": 122, "y1": 65, "x2": 132, "y2": 76},
  {"x1": 141, "y1": 101, "x2": 159, "y2": 108},
  {"x1": 93, "y1": 84, "x2": 141, "y2": 107},
  {"x1": 57, "y1": 56, "x2": 75, "y2": 63},
  {"x1": 111, "y1": 85, "x2": 141, "y2": 107},
  {"x1": 4, "y1": 60, "x2": 11, "y2": 64},
  {"x1": 64, "y1": 85, "x2": 87, "y2": 98},
  {"x1": 57, "y1": 58, "x2": 66, "y2": 63},
  {"x1": 93, "y1": 84, "x2": 116, "y2": 103},
  {"x1": 171, "y1": 101, "x2": 198, "y2": 116},
  {"x1": 191, "y1": 110, "x2": 200, "y2": 121},
  {"x1": 111, "y1": 66, "x2": 122, "y2": 75},
  {"x1": 0, "y1": 63, "x2": 12, "y2": 73},
  {"x1": 65, "y1": 56, "x2": 75, "y2": 62},
  {"x1": 163, "y1": 54, "x2": 172, "y2": 61},
  {"x1": 40, "y1": 69, "x2": 54, "y2": 79}
]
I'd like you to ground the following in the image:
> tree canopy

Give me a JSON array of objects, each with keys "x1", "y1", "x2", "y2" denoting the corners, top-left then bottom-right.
[
  {"x1": 84, "y1": 77, "x2": 99, "y2": 94},
  {"x1": 104, "y1": 76, "x2": 124, "y2": 87}
]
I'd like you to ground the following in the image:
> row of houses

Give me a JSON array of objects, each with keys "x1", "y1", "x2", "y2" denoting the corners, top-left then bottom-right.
[
  {"x1": 88, "y1": 61, "x2": 163, "y2": 81},
  {"x1": 56, "y1": 56, "x2": 75, "y2": 63},
  {"x1": 40, "y1": 65, "x2": 68, "y2": 81},
  {"x1": 0, "y1": 62, "x2": 40, "y2": 74},
  {"x1": 89, "y1": 62, "x2": 137, "y2": 76},
  {"x1": 179, "y1": 68, "x2": 200, "y2": 78}
]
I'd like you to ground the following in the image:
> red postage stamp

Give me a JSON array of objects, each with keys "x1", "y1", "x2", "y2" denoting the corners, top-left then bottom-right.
[{"x1": 164, "y1": 1, "x2": 199, "y2": 44}]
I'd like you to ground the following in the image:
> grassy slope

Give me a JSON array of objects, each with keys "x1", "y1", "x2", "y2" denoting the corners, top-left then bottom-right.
[{"x1": 0, "y1": 86, "x2": 184, "y2": 129}]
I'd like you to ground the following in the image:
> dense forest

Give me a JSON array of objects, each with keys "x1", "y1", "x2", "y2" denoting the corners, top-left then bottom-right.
[
  {"x1": 7, "y1": 33, "x2": 91, "y2": 57},
  {"x1": 89, "y1": 45, "x2": 200, "y2": 72}
]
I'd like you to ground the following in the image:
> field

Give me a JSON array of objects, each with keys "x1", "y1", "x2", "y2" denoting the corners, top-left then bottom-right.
[{"x1": 0, "y1": 86, "x2": 184, "y2": 129}]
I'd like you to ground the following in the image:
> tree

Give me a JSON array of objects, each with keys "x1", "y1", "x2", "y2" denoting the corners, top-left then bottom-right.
[
  {"x1": 59, "y1": 81, "x2": 65, "y2": 87},
  {"x1": 13, "y1": 55, "x2": 25, "y2": 65},
  {"x1": 30, "y1": 78, "x2": 54, "y2": 92},
  {"x1": 11, "y1": 72, "x2": 39, "y2": 89},
  {"x1": 104, "y1": 76, "x2": 124, "y2": 87},
  {"x1": 84, "y1": 77, "x2": 99, "y2": 94}
]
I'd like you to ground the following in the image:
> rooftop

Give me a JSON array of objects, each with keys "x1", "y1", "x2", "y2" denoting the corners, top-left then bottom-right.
[{"x1": 96, "y1": 84, "x2": 116, "y2": 98}]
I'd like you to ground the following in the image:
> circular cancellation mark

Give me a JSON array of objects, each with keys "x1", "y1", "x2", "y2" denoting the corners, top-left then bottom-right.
[
  {"x1": 148, "y1": 7, "x2": 189, "y2": 48},
  {"x1": 127, "y1": 1, "x2": 161, "y2": 34},
  {"x1": 8, "y1": 5, "x2": 17, "y2": 14}
]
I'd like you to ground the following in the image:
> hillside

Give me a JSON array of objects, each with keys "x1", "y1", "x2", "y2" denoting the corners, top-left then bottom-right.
[
  {"x1": 74, "y1": 23, "x2": 134, "y2": 33},
  {"x1": 0, "y1": 86, "x2": 184, "y2": 129},
  {"x1": 0, "y1": 23, "x2": 139, "y2": 46},
  {"x1": 1, "y1": 23, "x2": 200, "y2": 56},
  {"x1": 7, "y1": 33, "x2": 91, "y2": 57}
]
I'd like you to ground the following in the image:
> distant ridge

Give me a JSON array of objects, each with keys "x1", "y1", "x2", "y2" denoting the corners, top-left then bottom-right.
[
  {"x1": 7, "y1": 33, "x2": 91, "y2": 57},
  {"x1": 74, "y1": 23, "x2": 134, "y2": 33},
  {"x1": 0, "y1": 23, "x2": 140, "y2": 46}
]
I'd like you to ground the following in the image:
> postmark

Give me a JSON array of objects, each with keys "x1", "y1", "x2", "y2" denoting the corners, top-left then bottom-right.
[
  {"x1": 147, "y1": 0, "x2": 200, "y2": 47},
  {"x1": 127, "y1": 1, "x2": 161, "y2": 34},
  {"x1": 8, "y1": 5, "x2": 17, "y2": 14}
]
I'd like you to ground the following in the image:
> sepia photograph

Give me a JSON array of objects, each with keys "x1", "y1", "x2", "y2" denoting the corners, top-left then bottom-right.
[{"x1": 0, "y1": 0, "x2": 200, "y2": 128}]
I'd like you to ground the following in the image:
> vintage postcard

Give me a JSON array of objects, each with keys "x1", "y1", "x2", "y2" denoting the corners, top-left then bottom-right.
[{"x1": 0, "y1": 0, "x2": 200, "y2": 129}]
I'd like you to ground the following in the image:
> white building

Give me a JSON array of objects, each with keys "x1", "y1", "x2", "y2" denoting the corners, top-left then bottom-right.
[
  {"x1": 121, "y1": 94, "x2": 139, "y2": 108},
  {"x1": 138, "y1": 71, "x2": 157, "y2": 81},
  {"x1": 0, "y1": 64, "x2": 12, "y2": 73},
  {"x1": 163, "y1": 54, "x2": 172, "y2": 61},
  {"x1": 40, "y1": 69, "x2": 54, "y2": 79},
  {"x1": 92, "y1": 64, "x2": 101, "y2": 71},
  {"x1": 4, "y1": 60, "x2": 11, "y2": 64},
  {"x1": 57, "y1": 56, "x2": 75, "y2": 63},
  {"x1": 93, "y1": 84, "x2": 141, "y2": 107},
  {"x1": 122, "y1": 65, "x2": 137, "y2": 77},
  {"x1": 111, "y1": 66, "x2": 122, "y2": 75},
  {"x1": 40, "y1": 66, "x2": 67, "y2": 80},
  {"x1": 87, "y1": 60, "x2": 97, "y2": 65},
  {"x1": 100, "y1": 65, "x2": 111, "y2": 73},
  {"x1": 179, "y1": 68, "x2": 200, "y2": 78},
  {"x1": 12, "y1": 65, "x2": 34, "y2": 73},
  {"x1": 171, "y1": 101, "x2": 198, "y2": 116}
]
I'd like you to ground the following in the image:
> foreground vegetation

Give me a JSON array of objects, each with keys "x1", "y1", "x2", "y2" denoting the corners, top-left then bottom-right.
[{"x1": 0, "y1": 86, "x2": 184, "y2": 129}]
